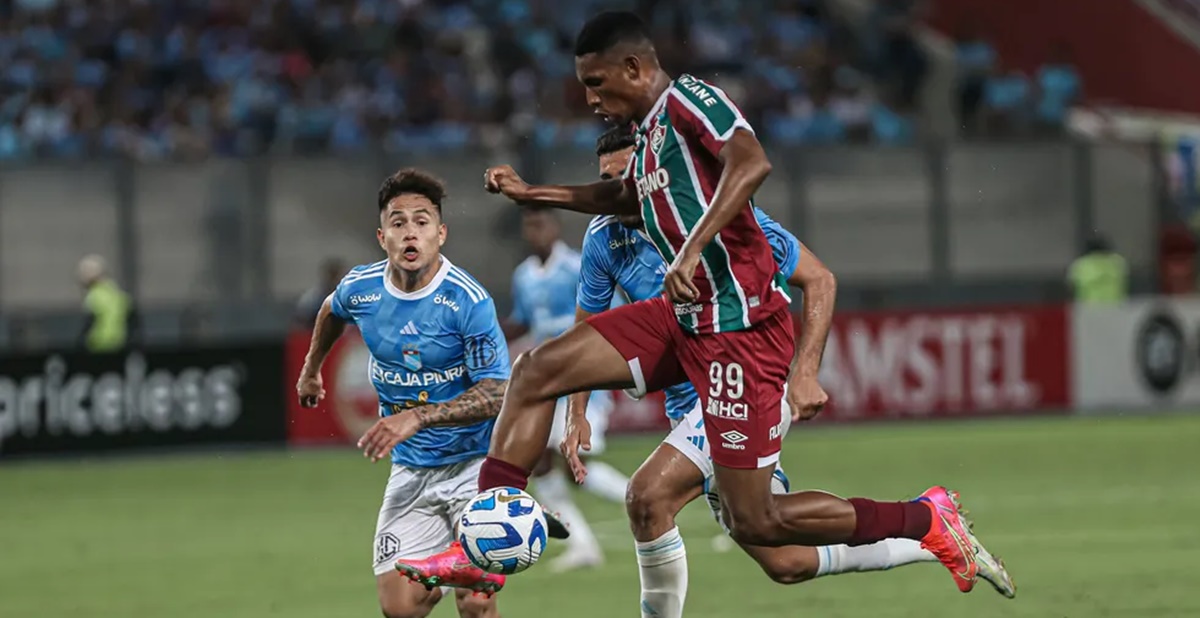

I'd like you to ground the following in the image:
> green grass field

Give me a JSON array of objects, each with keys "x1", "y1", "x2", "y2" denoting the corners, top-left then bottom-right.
[{"x1": 3, "y1": 414, "x2": 1199, "y2": 618}]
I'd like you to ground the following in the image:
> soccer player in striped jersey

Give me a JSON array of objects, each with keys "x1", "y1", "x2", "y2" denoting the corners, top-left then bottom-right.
[
  {"x1": 295, "y1": 169, "x2": 512, "y2": 617},
  {"x1": 395, "y1": 11, "x2": 1013, "y2": 603},
  {"x1": 558, "y1": 125, "x2": 1013, "y2": 616}
]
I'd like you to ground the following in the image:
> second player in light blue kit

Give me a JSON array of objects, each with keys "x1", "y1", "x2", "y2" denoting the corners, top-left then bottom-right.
[{"x1": 504, "y1": 206, "x2": 630, "y2": 572}]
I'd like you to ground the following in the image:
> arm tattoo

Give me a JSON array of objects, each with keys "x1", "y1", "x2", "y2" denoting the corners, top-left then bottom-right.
[{"x1": 413, "y1": 378, "x2": 508, "y2": 428}]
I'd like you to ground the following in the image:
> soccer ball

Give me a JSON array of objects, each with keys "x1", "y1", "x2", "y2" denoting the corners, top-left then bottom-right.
[{"x1": 458, "y1": 487, "x2": 548, "y2": 575}]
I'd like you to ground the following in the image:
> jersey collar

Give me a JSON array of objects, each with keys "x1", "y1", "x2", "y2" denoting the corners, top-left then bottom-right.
[
  {"x1": 383, "y1": 255, "x2": 451, "y2": 300},
  {"x1": 638, "y1": 81, "x2": 673, "y2": 135}
]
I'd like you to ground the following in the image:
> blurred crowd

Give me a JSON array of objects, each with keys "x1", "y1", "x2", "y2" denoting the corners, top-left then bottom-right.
[
  {"x1": 952, "y1": 26, "x2": 1081, "y2": 137},
  {"x1": 0, "y1": 0, "x2": 1080, "y2": 162}
]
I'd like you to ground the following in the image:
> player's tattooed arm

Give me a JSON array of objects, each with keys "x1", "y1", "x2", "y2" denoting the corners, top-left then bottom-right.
[
  {"x1": 485, "y1": 165, "x2": 638, "y2": 215},
  {"x1": 412, "y1": 378, "x2": 508, "y2": 428}
]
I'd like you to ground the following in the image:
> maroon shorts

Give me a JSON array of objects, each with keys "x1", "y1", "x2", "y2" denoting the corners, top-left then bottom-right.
[{"x1": 587, "y1": 297, "x2": 795, "y2": 469}]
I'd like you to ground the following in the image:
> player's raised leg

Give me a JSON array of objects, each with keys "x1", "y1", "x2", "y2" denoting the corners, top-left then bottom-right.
[{"x1": 478, "y1": 296, "x2": 684, "y2": 491}]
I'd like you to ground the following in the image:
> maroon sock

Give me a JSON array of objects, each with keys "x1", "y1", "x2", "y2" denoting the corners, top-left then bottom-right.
[
  {"x1": 478, "y1": 457, "x2": 531, "y2": 491},
  {"x1": 847, "y1": 498, "x2": 932, "y2": 546}
]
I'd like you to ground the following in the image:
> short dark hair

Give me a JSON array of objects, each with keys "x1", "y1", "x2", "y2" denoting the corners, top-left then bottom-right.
[
  {"x1": 595, "y1": 124, "x2": 637, "y2": 156},
  {"x1": 574, "y1": 11, "x2": 651, "y2": 57},
  {"x1": 377, "y1": 168, "x2": 446, "y2": 217}
]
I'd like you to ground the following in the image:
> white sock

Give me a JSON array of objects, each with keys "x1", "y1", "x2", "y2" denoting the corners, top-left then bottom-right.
[
  {"x1": 534, "y1": 472, "x2": 600, "y2": 555},
  {"x1": 636, "y1": 527, "x2": 688, "y2": 618},
  {"x1": 815, "y1": 539, "x2": 936, "y2": 577},
  {"x1": 581, "y1": 460, "x2": 629, "y2": 504}
]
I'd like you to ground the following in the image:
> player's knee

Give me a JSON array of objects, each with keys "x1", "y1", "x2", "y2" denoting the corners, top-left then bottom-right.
[
  {"x1": 756, "y1": 550, "x2": 818, "y2": 585},
  {"x1": 454, "y1": 590, "x2": 496, "y2": 618},
  {"x1": 510, "y1": 349, "x2": 555, "y2": 397},
  {"x1": 625, "y1": 473, "x2": 675, "y2": 537}
]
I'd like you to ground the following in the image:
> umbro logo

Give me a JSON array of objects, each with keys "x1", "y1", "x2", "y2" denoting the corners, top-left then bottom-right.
[
  {"x1": 399, "y1": 321, "x2": 419, "y2": 335},
  {"x1": 720, "y1": 430, "x2": 748, "y2": 444},
  {"x1": 719, "y1": 430, "x2": 748, "y2": 451}
]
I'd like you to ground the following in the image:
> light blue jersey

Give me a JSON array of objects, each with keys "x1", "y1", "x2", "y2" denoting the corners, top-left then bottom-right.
[
  {"x1": 578, "y1": 209, "x2": 801, "y2": 420},
  {"x1": 330, "y1": 257, "x2": 509, "y2": 468},
  {"x1": 511, "y1": 241, "x2": 611, "y2": 410}
]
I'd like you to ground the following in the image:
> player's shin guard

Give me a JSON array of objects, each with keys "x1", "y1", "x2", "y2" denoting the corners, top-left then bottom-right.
[
  {"x1": 815, "y1": 539, "x2": 936, "y2": 577},
  {"x1": 636, "y1": 527, "x2": 687, "y2": 618}
]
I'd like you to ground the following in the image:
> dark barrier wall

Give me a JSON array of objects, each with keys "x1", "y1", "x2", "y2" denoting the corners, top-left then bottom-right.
[{"x1": 0, "y1": 343, "x2": 285, "y2": 457}]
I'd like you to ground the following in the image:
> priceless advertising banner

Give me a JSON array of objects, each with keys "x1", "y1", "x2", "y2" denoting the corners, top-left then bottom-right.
[
  {"x1": 1074, "y1": 298, "x2": 1200, "y2": 409},
  {"x1": 0, "y1": 344, "x2": 286, "y2": 457},
  {"x1": 814, "y1": 306, "x2": 1071, "y2": 422}
]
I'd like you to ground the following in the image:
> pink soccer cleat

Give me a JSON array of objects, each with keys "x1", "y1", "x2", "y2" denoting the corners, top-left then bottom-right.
[
  {"x1": 916, "y1": 486, "x2": 980, "y2": 593},
  {"x1": 394, "y1": 541, "x2": 506, "y2": 597}
]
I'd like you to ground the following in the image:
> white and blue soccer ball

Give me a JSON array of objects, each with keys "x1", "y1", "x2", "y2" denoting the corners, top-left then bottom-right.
[{"x1": 458, "y1": 487, "x2": 548, "y2": 575}]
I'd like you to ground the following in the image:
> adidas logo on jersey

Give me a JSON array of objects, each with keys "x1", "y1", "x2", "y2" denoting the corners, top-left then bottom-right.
[{"x1": 399, "y1": 321, "x2": 419, "y2": 335}]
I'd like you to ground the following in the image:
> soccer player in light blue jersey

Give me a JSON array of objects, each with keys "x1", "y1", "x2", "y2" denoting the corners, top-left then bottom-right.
[
  {"x1": 503, "y1": 206, "x2": 630, "y2": 572},
  {"x1": 295, "y1": 169, "x2": 510, "y2": 617},
  {"x1": 557, "y1": 126, "x2": 995, "y2": 617}
]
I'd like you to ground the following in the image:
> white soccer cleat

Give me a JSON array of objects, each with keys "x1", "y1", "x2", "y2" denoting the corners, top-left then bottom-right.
[
  {"x1": 972, "y1": 535, "x2": 1017, "y2": 598},
  {"x1": 549, "y1": 548, "x2": 604, "y2": 573}
]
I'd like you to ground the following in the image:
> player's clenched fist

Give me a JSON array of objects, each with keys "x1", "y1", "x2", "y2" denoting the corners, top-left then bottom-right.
[
  {"x1": 483, "y1": 165, "x2": 530, "y2": 201},
  {"x1": 663, "y1": 250, "x2": 702, "y2": 304},
  {"x1": 296, "y1": 372, "x2": 325, "y2": 408},
  {"x1": 787, "y1": 374, "x2": 828, "y2": 422}
]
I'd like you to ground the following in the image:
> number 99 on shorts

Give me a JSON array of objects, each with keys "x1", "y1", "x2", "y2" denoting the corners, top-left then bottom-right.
[{"x1": 705, "y1": 361, "x2": 748, "y2": 420}]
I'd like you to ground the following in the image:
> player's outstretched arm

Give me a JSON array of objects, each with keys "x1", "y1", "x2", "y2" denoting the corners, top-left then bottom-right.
[
  {"x1": 297, "y1": 296, "x2": 346, "y2": 408},
  {"x1": 484, "y1": 165, "x2": 638, "y2": 215},
  {"x1": 785, "y1": 243, "x2": 836, "y2": 421},
  {"x1": 663, "y1": 130, "x2": 772, "y2": 302},
  {"x1": 412, "y1": 378, "x2": 508, "y2": 427}
]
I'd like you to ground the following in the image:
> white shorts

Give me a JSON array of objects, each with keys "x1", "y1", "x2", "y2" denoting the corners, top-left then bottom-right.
[
  {"x1": 372, "y1": 457, "x2": 483, "y2": 576},
  {"x1": 663, "y1": 391, "x2": 792, "y2": 533},
  {"x1": 548, "y1": 394, "x2": 612, "y2": 455}
]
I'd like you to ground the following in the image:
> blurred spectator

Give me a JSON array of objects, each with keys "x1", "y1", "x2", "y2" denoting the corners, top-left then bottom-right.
[
  {"x1": 1033, "y1": 44, "x2": 1081, "y2": 135},
  {"x1": 294, "y1": 257, "x2": 346, "y2": 329},
  {"x1": 982, "y1": 65, "x2": 1030, "y2": 137},
  {"x1": 77, "y1": 254, "x2": 137, "y2": 352},
  {"x1": 1068, "y1": 234, "x2": 1129, "y2": 304},
  {"x1": 865, "y1": 0, "x2": 928, "y2": 109},
  {"x1": 952, "y1": 24, "x2": 995, "y2": 135}
]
